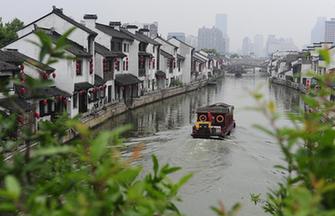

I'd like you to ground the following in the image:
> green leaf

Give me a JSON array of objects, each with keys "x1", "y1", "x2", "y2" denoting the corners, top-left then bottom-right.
[
  {"x1": 5, "y1": 176, "x2": 21, "y2": 200},
  {"x1": 32, "y1": 146, "x2": 73, "y2": 157},
  {"x1": 152, "y1": 155, "x2": 159, "y2": 177},
  {"x1": 91, "y1": 131, "x2": 113, "y2": 161},
  {"x1": 0, "y1": 203, "x2": 16, "y2": 212},
  {"x1": 319, "y1": 49, "x2": 331, "y2": 65}
]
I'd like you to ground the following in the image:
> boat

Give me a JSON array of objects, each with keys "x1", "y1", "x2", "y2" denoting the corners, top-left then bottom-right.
[
  {"x1": 192, "y1": 103, "x2": 236, "y2": 138},
  {"x1": 208, "y1": 80, "x2": 217, "y2": 86},
  {"x1": 235, "y1": 72, "x2": 242, "y2": 78}
]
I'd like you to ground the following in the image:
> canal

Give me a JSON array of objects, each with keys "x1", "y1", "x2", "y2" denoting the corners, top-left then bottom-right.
[{"x1": 96, "y1": 73, "x2": 302, "y2": 216}]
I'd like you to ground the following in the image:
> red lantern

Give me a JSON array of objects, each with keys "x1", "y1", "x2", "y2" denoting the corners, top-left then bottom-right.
[
  {"x1": 42, "y1": 99, "x2": 48, "y2": 105},
  {"x1": 89, "y1": 59, "x2": 94, "y2": 75},
  {"x1": 103, "y1": 85, "x2": 107, "y2": 89},
  {"x1": 19, "y1": 87, "x2": 26, "y2": 95},
  {"x1": 19, "y1": 64, "x2": 24, "y2": 71},
  {"x1": 41, "y1": 72, "x2": 48, "y2": 80},
  {"x1": 34, "y1": 112, "x2": 40, "y2": 119},
  {"x1": 52, "y1": 73, "x2": 56, "y2": 78}
]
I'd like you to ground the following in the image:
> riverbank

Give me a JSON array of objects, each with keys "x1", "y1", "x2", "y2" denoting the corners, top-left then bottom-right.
[
  {"x1": 61, "y1": 78, "x2": 210, "y2": 142},
  {"x1": 270, "y1": 77, "x2": 307, "y2": 93}
]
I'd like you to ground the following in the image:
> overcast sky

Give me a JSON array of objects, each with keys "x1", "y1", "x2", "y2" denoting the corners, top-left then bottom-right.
[{"x1": 1, "y1": 0, "x2": 335, "y2": 51}]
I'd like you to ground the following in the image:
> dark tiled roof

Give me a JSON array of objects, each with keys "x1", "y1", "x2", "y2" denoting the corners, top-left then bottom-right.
[
  {"x1": 0, "y1": 60, "x2": 19, "y2": 73},
  {"x1": 0, "y1": 50, "x2": 24, "y2": 65},
  {"x1": 0, "y1": 97, "x2": 32, "y2": 112},
  {"x1": 95, "y1": 43, "x2": 126, "y2": 58},
  {"x1": 168, "y1": 36, "x2": 194, "y2": 48},
  {"x1": 119, "y1": 28, "x2": 144, "y2": 42},
  {"x1": 20, "y1": 8, "x2": 97, "y2": 37},
  {"x1": 135, "y1": 32, "x2": 161, "y2": 45},
  {"x1": 138, "y1": 51, "x2": 153, "y2": 58},
  {"x1": 34, "y1": 86, "x2": 71, "y2": 97},
  {"x1": 177, "y1": 54, "x2": 185, "y2": 61},
  {"x1": 193, "y1": 54, "x2": 207, "y2": 63},
  {"x1": 96, "y1": 23, "x2": 134, "y2": 41},
  {"x1": 4, "y1": 50, "x2": 55, "y2": 72},
  {"x1": 75, "y1": 82, "x2": 94, "y2": 91},
  {"x1": 47, "y1": 31, "x2": 92, "y2": 58},
  {"x1": 94, "y1": 75, "x2": 105, "y2": 86},
  {"x1": 160, "y1": 50, "x2": 174, "y2": 59},
  {"x1": 115, "y1": 73, "x2": 141, "y2": 86},
  {"x1": 155, "y1": 70, "x2": 166, "y2": 79},
  {"x1": 155, "y1": 35, "x2": 178, "y2": 48},
  {"x1": 196, "y1": 103, "x2": 232, "y2": 114}
]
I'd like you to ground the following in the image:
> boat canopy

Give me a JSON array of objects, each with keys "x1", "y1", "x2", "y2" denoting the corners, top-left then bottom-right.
[{"x1": 196, "y1": 103, "x2": 234, "y2": 114}]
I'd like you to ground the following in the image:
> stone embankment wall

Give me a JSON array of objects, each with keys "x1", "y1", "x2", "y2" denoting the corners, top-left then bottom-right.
[
  {"x1": 62, "y1": 79, "x2": 208, "y2": 142},
  {"x1": 270, "y1": 77, "x2": 307, "y2": 93}
]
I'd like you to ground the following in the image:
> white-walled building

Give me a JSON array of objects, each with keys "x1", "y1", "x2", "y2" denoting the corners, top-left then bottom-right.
[
  {"x1": 155, "y1": 35, "x2": 181, "y2": 87},
  {"x1": 4, "y1": 7, "x2": 109, "y2": 118},
  {"x1": 168, "y1": 37, "x2": 194, "y2": 84}
]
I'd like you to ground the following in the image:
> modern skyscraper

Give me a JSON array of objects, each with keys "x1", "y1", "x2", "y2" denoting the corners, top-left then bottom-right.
[
  {"x1": 185, "y1": 35, "x2": 198, "y2": 48},
  {"x1": 167, "y1": 32, "x2": 186, "y2": 42},
  {"x1": 215, "y1": 14, "x2": 228, "y2": 36},
  {"x1": 143, "y1": 21, "x2": 158, "y2": 38},
  {"x1": 311, "y1": 17, "x2": 326, "y2": 43},
  {"x1": 254, "y1": 34, "x2": 265, "y2": 57},
  {"x1": 215, "y1": 14, "x2": 229, "y2": 53},
  {"x1": 198, "y1": 26, "x2": 225, "y2": 54},
  {"x1": 265, "y1": 35, "x2": 299, "y2": 55},
  {"x1": 242, "y1": 37, "x2": 253, "y2": 56},
  {"x1": 325, "y1": 18, "x2": 335, "y2": 44}
]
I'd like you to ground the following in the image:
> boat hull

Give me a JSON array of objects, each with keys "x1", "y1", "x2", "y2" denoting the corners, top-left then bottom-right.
[{"x1": 192, "y1": 121, "x2": 235, "y2": 139}]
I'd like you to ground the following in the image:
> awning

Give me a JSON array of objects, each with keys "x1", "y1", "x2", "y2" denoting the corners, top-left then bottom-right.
[
  {"x1": 0, "y1": 60, "x2": 19, "y2": 73},
  {"x1": 0, "y1": 97, "x2": 32, "y2": 113},
  {"x1": 138, "y1": 51, "x2": 154, "y2": 58},
  {"x1": 94, "y1": 75, "x2": 106, "y2": 86},
  {"x1": 160, "y1": 50, "x2": 174, "y2": 59},
  {"x1": 115, "y1": 73, "x2": 141, "y2": 86},
  {"x1": 177, "y1": 54, "x2": 185, "y2": 61},
  {"x1": 35, "y1": 86, "x2": 71, "y2": 97},
  {"x1": 155, "y1": 70, "x2": 166, "y2": 79},
  {"x1": 75, "y1": 82, "x2": 94, "y2": 91}
]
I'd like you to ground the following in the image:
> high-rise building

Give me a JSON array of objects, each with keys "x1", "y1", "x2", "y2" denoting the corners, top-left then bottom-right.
[
  {"x1": 325, "y1": 18, "x2": 335, "y2": 44},
  {"x1": 242, "y1": 37, "x2": 254, "y2": 56},
  {"x1": 265, "y1": 35, "x2": 299, "y2": 55},
  {"x1": 185, "y1": 35, "x2": 198, "y2": 48},
  {"x1": 215, "y1": 14, "x2": 229, "y2": 53},
  {"x1": 142, "y1": 21, "x2": 158, "y2": 38},
  {"x1": 167, "y1": 32, "x2": 186, "y2": 42},
  {"x1": 198, "y1": 26, "x2": 225, "y2": 54},
  {"x1": 254, "y1": 34, "x2": 264, "y2": 57},
  {"x1": 311, "y1": 17, "x2": 326, "y2": 43},
  {"x1": 215, "y1": 14, "x2": 228, "y2": 36}
]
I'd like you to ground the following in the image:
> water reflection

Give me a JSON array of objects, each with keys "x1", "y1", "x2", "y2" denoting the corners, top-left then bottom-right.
[{"x1": 95, "y1": 74, "x2": 303, "y2": 216}]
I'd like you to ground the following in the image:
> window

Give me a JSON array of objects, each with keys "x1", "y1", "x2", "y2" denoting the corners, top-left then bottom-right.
[
  {"x1": 178, "y1": 60, "x2": 181, "y2": 72},
  {"x1": 148, "y1": 80, "x2": 150, "y2": 88},
  {"x1": 153, "y1": 46, "x2": 155, "y2": 53},
  {"x1": 114, "y1": 59, "x2": 120, "y2": 71},
  {"x1": 111, "y1": 41, "x2": 115, "y2": 51},
  {"x1": 73, "y1": 93, "x2": 77, "y2": 108},
  {"x1": 123, "y1": 60, "x2": 126, "y2": 71},
  {"x1": 124, "y1": 44, "x2": 127, "y2": 52},
  {"x1": 76, "y1": 60, "x2": 82, "y2": 75}
]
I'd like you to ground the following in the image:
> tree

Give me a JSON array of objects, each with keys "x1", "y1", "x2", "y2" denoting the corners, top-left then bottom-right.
[{"x1": 0, "y1": 17, "x2": 24, "y2": 47}]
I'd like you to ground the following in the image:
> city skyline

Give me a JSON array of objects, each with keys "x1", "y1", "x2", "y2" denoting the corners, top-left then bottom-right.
[{"x1": 1, "y1": 0, "x2": 335, "y2": 52}]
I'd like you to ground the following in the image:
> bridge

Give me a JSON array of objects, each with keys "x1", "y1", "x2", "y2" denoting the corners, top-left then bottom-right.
[{"x1": 226, "y1": 57, "x2": 268, "y2": 74}]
